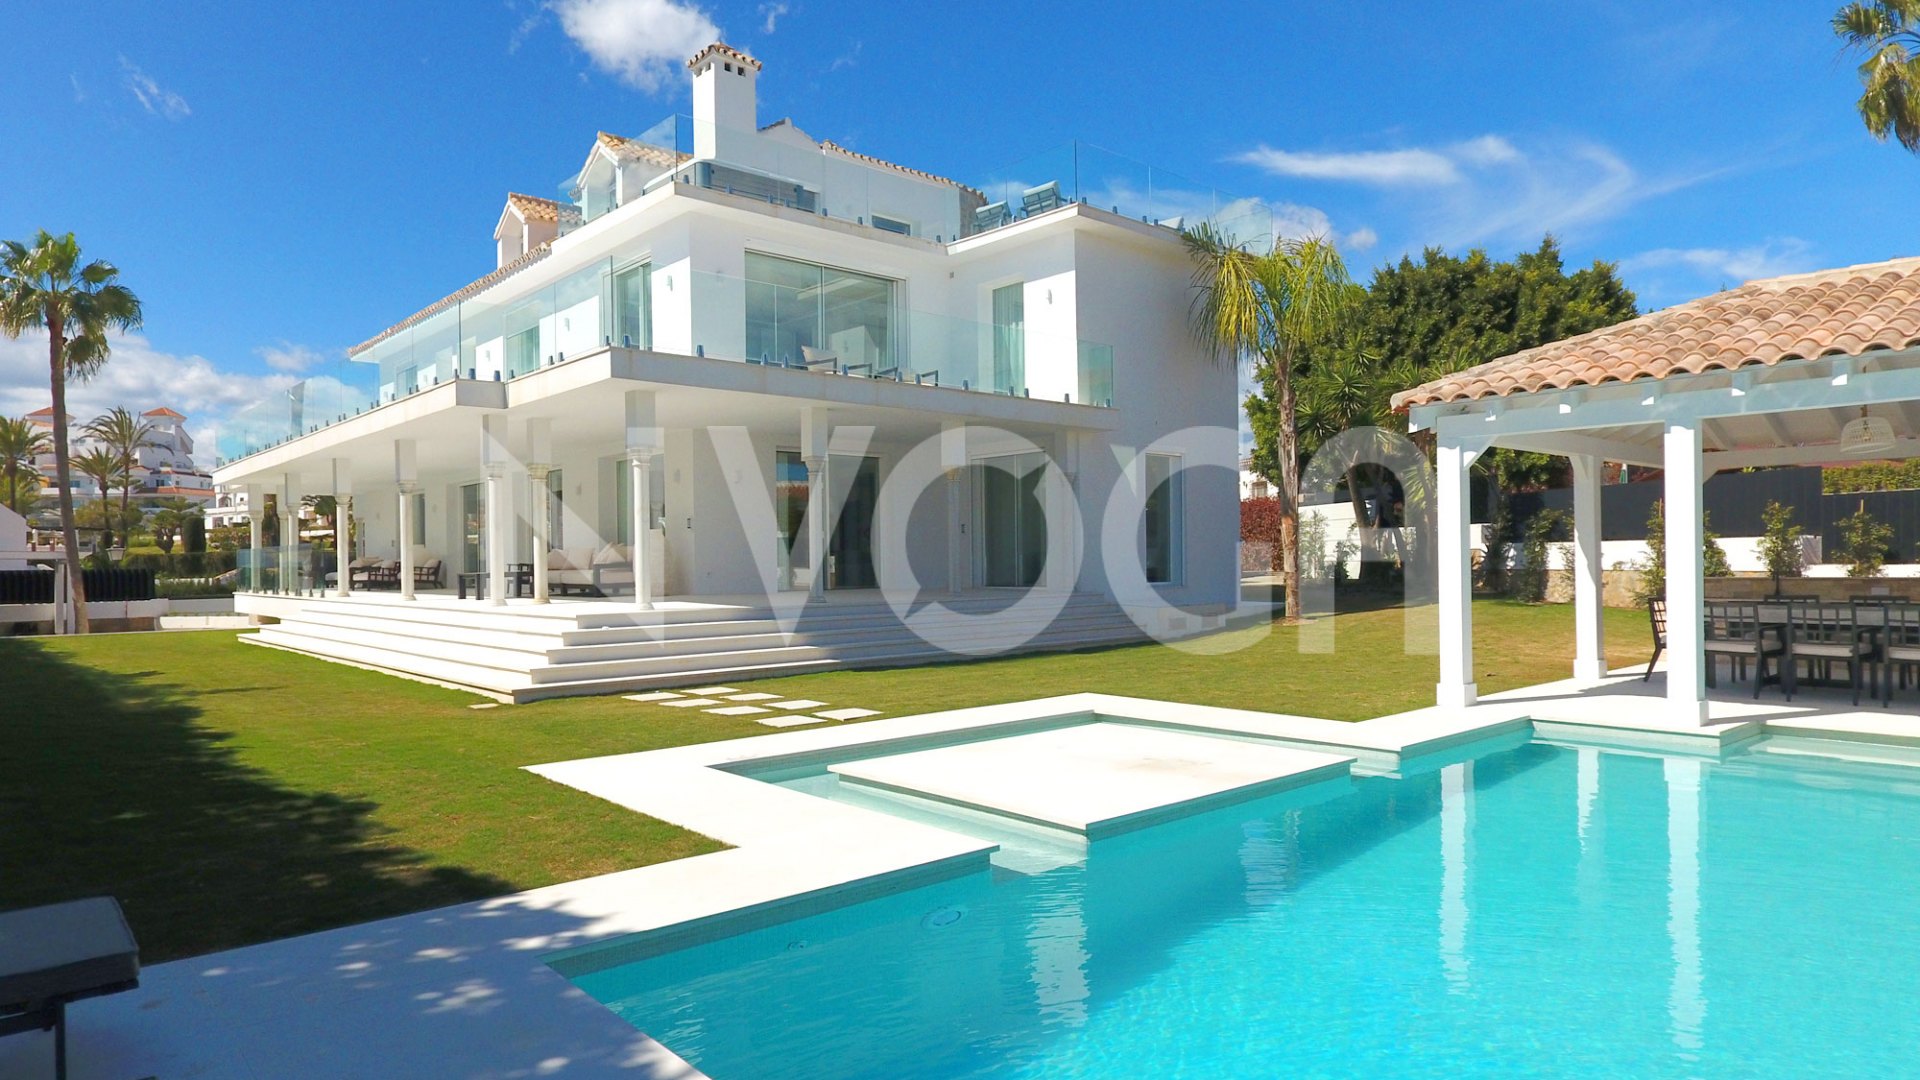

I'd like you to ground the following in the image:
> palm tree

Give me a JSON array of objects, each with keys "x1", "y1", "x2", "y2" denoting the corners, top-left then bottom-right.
[
  {"x1": 0, "y1": 231, "x2": 142, "y2": 632},
  {"x1": 0, "y1": 415, "x2": 51, "y2": 516},
  {"x1": 85, "y1": 406, "x2": 158, "y2": 541},
  {"x1": 146, "y1": 496, "x2": 196, "y2": 554},
  {"x1": 1836, "y1": 0, "x2": 1920, "y2": 150},
  {"x1": 1185, "y1": 225, "x2": 1353, "y2": 621},
  {"x1": 71, "y1": 447, "x2": 128, "y2": 552}
]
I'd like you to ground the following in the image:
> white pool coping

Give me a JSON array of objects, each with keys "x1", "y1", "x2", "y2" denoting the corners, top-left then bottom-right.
[{"x1": 19, "y1": 683, "x2": 1920, "y2": 1079}]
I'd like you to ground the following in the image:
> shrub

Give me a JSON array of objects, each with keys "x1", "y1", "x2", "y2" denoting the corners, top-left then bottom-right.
[
  {"x1": 1758, "y1": 500, "x2": 1804, "y2": 593},
  {"x1": 1633, "y1": 500, "x2": 1730, "y2": 605},
  {"x1": 1823, "y1": 460, "x2": 1920, "y2": 494},
  {"x1": 1240, "y1": 497, "x2": 1283, "y2": 572},
  {"x1": 1512, "y1": 509, "x2": 1569, "y2": 603}
]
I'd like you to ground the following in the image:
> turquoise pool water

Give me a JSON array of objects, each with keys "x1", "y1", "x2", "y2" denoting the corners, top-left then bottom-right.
[{"x1": 568, "y1": 737, "x2": 1920, "y2": 1078}]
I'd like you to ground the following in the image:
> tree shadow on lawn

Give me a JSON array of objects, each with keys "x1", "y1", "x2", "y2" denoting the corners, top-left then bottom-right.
[{"x1": 0, "y1": 638, "x2": 518, "y2": 963}]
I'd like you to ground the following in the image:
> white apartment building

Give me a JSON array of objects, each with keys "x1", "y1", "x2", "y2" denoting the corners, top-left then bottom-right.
[
  {"x1": 211, "y1": 43, "x2": 1263, "y2": 700},
  {"x1": 27, "y1": 406, "x2": 213, "y2": 504}
]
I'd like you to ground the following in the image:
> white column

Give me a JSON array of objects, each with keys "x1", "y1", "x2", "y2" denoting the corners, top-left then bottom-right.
[
  {"x1": 1436, "y1": 437, "x2": 1485, "y2": 708},
  {"x1": 805, "y1": 454, "x2": 828, "y2": 599},
  {"x1": 627, "y1": 451, "x2": 655, "y2": 609},
  {"x1": 528, "y1": 466, "x2": 552, "y2": 602},
  {"x1": 1571, "y1": 454, "x2": 1607, "y2": 682},
  {"x1": 396, "y1": 483, "x2": 418, "y2": 600},
  {"x1": 625, "y1": 391, "x2": 661, "y2": 610},
  {"x1": 941, "y1": 422, "x2": 967, "y2": 595},
  {"x1": 481, "y1": 417, "x2": 510, "y2": 606},
  {"x1": 331, "y1": 459, "x2": 353, "y2": 598},
  {"x1": 1664, "y1": 420, "x2": 1708, "y2": 724},
  {"x1": 394, "y1": 439, "x2": 418, "y2": 600},
  {"x1": 245, "y1": 484, "x2": 264, "y2": 593},
  {"x1": 277, "y1": 474, "x2": 297, "y2": 595},
  {"x1": 524, "y1": 419, "x2": 553, "y2": 604}
]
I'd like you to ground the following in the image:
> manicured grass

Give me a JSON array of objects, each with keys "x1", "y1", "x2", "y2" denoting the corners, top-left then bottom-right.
[{"x1": 1, "y1": 599, "x2": 1646, "y2": 961}]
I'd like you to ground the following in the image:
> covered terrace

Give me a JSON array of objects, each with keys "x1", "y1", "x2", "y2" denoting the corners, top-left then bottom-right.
[{"x1": 1396, "y1": 256, "x2": 1920, "y2": 727}]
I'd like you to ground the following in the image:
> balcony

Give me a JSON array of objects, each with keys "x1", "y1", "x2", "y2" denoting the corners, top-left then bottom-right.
[
  {"x1": 556, "y1": 115, "x2": 1275, "y2": 252},
  {"x1": 214, "y1": 264, "x2": 1117, "y2": 467}
]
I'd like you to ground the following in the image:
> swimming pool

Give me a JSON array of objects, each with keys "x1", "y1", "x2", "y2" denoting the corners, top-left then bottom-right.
[{"x1": 564, "y1": 735, "x2": 1920, "y2": 1078}]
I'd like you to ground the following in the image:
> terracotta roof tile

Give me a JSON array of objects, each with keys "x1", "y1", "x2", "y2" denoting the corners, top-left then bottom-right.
[
  {"x1": 503, "y1": 192, "x2": 582, "y2": 225},
  {"x1": 1392, "y1": 256, "x2": 1920, "y2": 410},
  {"x1": 686, "y1": 42, "x2": 762, "y2": 72},
  {"x1": 591, "y1": 132, "x2": 689, "y2": 171},
  {"x1": 817, "y1": 140, "x2": 980, "y2": 196}
]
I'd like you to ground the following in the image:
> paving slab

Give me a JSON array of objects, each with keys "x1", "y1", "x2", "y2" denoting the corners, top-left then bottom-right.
[
  {"x1": 656, "y1": 697, "x2": 722, "y2": 708},
  {"x1": 768, "y1": 699, "x2": 827, "y2": 710},
  {"x1": 726, "y1": 692, "x2": 782, "y2": 701},
  {"x1": 707, "y1": 705, "x2": 771, "y2": 716},
  {"x1": 817, "y1": 707, "x2": 881, "y2": 721},
  {"x1": 623, "y1": 692, "x2": 682, "y2": 702},
  {"x1": 755, "y1": 714, "x2": 828, "y2": 728},
  {"x1": 829, "y1": 722, "x2": 1351, "y2": 838},
  {"x1": 687, "y1": 686, "x2": 738, "y2": 695}
]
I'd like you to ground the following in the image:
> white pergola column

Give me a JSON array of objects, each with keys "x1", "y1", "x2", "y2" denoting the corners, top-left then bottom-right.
[
  {"x1": 1570, "y1": 454, "x2": 1607, "y2": 682},
  {"x1": 244, "y1": 484, "x2": 264, "y2": 592},
  {"x1": 1436, "y1": 436, "x2": 1486, "y2": 708},
  {"x1": 395, "y1": 440, "x2": 418, "y2": 600},
  {"x1": 1664, "y1": 420, "x2": 1709, "y2": 724},
  {"x1": 331, "y1": 459, "x2": 353, "y2": 598},
  {"x1": 277, "y1": 474, "x2": 297, "y2": 595},
  {"x1": 482, "y1": 416, "x2": 510, "y2": 606},
  {"x1": 625, "y1": 391, "x2": 660, "y2": 610}
]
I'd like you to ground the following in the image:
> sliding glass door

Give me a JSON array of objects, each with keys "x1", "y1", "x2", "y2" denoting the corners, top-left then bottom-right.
[
  {"x1": 745, "y1": 253, "x2": 893, "y2": 369},
  {"x1": 975, "y1": 453, "x2": 1047, "y2": 588}
]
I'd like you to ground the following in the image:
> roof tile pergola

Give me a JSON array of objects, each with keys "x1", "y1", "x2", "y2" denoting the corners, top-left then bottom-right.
[{"x1": 1396, "y1": 256, "x2": 1920, "y2": 726}]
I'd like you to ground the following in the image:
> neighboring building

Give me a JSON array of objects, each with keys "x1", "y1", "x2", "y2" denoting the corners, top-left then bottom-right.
[
  {"x1": 25, "y1": 405, "x2": 213, "y2": 504},
  {"x1": 1239, "y1": 457, "x2": 1271, "y2": 500},
  {"x1": 212, "y1": 42, "x2": 1256, "y2": 700}
]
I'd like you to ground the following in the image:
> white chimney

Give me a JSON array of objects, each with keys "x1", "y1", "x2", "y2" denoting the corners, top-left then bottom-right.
[{"x1": 688, "y1": 42, "x2": 761, "y2": 155}]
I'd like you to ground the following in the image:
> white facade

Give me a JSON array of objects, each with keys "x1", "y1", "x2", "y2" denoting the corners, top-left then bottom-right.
[
  {"x1": 212, "y1": 42, "x2": 1243, "y2": 684},
  {"x1": 26, "y1": 406, "x2": 211, "y2": 502}
]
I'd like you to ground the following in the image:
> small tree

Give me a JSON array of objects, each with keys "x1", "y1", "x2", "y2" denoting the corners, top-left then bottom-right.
[
  {"x1": 1758, "y1": 500, "x2": 1806, "y2": 595},
  {"x1": 1837, "y1": 503, "x2": 1895, "y2": 577},
  {"x1": 1634, "y1": 499, "x2": 1730, "y2": 603},
  {"x1": 1513, "y1": 508, "x2": 1570, "y2": 603}
]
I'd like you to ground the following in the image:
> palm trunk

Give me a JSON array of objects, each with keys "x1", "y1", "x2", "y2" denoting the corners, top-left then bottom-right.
[
  {"x1": 2, "y1": 462, "x2": 14, "y2": 515},
  {"x1": 47, "y1": 312, "x2": 89, "y2": 633},
  {"x1": 119, "y1": 469, "x2": 133, "y2": 554},
  {"x1": 1277, "y1": 358, "x2": 1302, "y2": 621}
]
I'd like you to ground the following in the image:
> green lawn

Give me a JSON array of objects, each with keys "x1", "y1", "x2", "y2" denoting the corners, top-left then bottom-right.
[{"x1": 1, "y1": 599, "x2": 1645, "y2": 961}]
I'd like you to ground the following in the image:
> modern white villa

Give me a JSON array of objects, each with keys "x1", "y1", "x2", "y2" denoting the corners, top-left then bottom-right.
[{"x1": 211, "y1": 43, "x2": 1257, "y2": 700}]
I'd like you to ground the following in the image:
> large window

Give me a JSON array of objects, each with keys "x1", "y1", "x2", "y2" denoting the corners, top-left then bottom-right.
[
  {"x1": 745, "y1": 253, "x2": 893, "y2": 369},
  {"x1": 611, "y1": 457, "x2": 666, "y2": 546},
  {"x1": 1144, "y1": 453, "x2": 1183, "y2": 585},
  {"x1": 991, "y1": 283, "x2": 1025, "y2": 394},
  {"x1": 612, "y1": 262, "x2": 651, "y2": 349}
]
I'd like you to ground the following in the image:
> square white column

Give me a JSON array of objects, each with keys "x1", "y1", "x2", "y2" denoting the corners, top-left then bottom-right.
[
  {"x1": 394, "y1": 440, "x2": 418, "y2": 600},
  {"x1": 484, "y1": 464, "x2": 508, "y2": 606},
  {"x1": 1436, "y1": 437, "x2": 1485, "y2": 708},
  {"x1": 331, "y1": 459, "x2": 353, "y2": 598},
  {"x1": 1663, "y1": 420, "x2": 1709, "y2": 724},
  {"x1": 1570, "y1": 454, "x2": 1607, "y2": 682},
  {"x1": 628, "y1": 451, "x2": 655, "y2": 610}
]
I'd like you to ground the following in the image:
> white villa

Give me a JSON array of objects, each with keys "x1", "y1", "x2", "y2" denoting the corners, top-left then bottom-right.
[
  {"x1": 211, "y1": 43, "x2": 1259, "y2": 700},
  {"x1": 27, "y1": 405, "x2": 213, "y2": 505}
]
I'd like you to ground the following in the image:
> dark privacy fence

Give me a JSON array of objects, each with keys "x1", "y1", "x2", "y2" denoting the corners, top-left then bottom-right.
[
  {"x1": 0, "y1": 568, "x2": 158, "y2": 605},
  {"x1": 1515, "y1": 468, "x2": 1920, "y2": 559}
]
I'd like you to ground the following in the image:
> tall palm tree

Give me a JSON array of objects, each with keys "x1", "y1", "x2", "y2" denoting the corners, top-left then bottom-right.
[
  {"x1": 0, "y1": 415, "x2": 51, "y2": 516},
  {"x1": 1185, "y1": 225, "x2": 1353, "y2": 621},
  {"x1": 86, "y1": 406, "x2": 158, "y2": 544},
  {"x1": 1836, "y1": 0, "x2": 1920, "y2": 150},
  {"x1": 0, "y1": 231, "x2": 143, "y2": 633},
  {"x1": 71, "y1": 447, "x2": 128, "y2": 551}
]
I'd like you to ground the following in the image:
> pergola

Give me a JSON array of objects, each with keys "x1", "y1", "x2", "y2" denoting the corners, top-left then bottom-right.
[{"x1": 1394, "y1": 257, "x2": 1920, "y2": 725}]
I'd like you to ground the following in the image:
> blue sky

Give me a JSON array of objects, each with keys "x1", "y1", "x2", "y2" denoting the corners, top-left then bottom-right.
[{"x1": 2, "y1": 0, "x2": 1916, "y2": 450}]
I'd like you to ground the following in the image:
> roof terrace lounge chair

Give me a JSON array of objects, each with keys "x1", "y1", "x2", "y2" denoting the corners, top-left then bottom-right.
[
  {"x1": 972, "y1": 201, "x2": 1011, "y2": 232},
  {"x1": 0, "y1": 897, "x2": 140, "y2": 1080},
  {"x1": 1021, "y1": 181, "x2": 1064, "y2": 216}
]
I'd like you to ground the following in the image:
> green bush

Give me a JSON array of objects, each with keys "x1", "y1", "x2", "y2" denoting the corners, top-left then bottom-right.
[
  {"x1": 1836, "y1": 504, "x2": 1895, "y2": 578},
  {"x1": 1512, "y1": 509, "x2": 1570, "y2": 603},
  {"x1": 1824, "y1": 460, "x2": 1920, "y2": 494}
]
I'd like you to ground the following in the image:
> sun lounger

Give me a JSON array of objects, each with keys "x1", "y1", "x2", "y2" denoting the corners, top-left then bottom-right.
[{"x1": 0, "y1": 897, "x2": 140, "y2": 1080}]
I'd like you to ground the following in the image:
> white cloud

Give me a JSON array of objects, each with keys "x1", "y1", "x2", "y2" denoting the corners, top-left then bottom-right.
[
  {"x1": 255, "y1": 342, "x2": 330, "y2": 374},
  {"x1": 548, "y1": 0, "x2": 720, "y2": 91},
  {"x1": 119, "y1": 57, "x2": 189, "y2": 121},
  {"x1": 758, "y1": 1, "x2": 789, "y2": 33},
  {"x1": 0, "y1": 331, "x2": 294, "y2": 466},
  {"x1": 1237, "y1": 146, "x2": 1461, "y2": 186},
  {"x1": 1268, "y1": 201, "x2": 1334, "y2": 241},
  {"x1": 1344, "y1": 226, "x2": 1379, "y2": 252},
  {"x1": 1451, "y1": 134, "x2": 1522, "y2": 167},
  {"x1": 1622, "y1": 238, "x2": 1817, "y2": 287},
  {"x1": 828, "y1": 41, "x2": 862, "y2": 71}
]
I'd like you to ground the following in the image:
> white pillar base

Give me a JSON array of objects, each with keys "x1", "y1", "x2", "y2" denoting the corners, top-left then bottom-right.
[
  {"x1": 1436, "y1": 681, "x2": 1479, "y2": 709},
  {"x1": 1572, "y1": 658, "x2": 1609, "y2": 683},
  {"x1": 1666, "y1": 698, "x2": 1712, "y2": 726}
]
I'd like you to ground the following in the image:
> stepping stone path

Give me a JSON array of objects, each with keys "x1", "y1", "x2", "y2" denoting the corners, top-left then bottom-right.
[{"x1": 625, "y1": 690, "x2": 884, "y2": 727}]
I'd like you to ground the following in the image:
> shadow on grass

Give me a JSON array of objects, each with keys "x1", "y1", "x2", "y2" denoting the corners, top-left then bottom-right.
[{"x1": 0, "y1": 638, "x2": 517, "y2": 963}]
